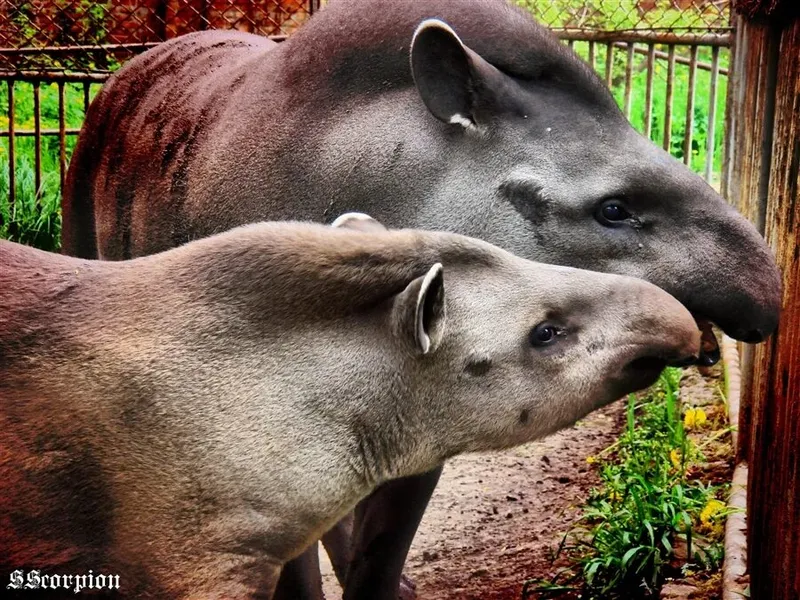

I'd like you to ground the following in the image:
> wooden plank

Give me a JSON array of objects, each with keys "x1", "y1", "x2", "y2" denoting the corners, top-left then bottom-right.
[
  {"x1": 729, "y1": 21, "x2": 782, "y2": 474},
  {"x1": 746, "y1": 16, "x2": 800, "y2": 599},
  {"x1": 683, "y1": 45, "x2": 698, "y2": 166},
  {"x1": 705, "y1": 46, "x2": 720, "y2": 181},
  {"x1": 623, "y1": 43, "x2": 635, "y2": 119},
  {"x1": 33, "y1": 80, "x2": 41, "y2": 205},
  {"x1": 664, "y1": 45, "x2": 676, "y2": 151},
  {"x1": 7, "y1": 80, "x2": 14, "y2": 211},
  {"x1": 554, "y1": 30, "x2": 732, "y2": 46},
  {"x1": 645, "y1": 44, "x2": 655, "y2": 139},
  {"x1": 58, "y1": 81, "x2": 66, "y2": 194}
]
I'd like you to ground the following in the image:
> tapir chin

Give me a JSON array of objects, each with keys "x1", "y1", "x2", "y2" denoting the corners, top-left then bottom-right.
[
  {"x1": 0, "y1": 217, "x2": 700, "y2": 599},
  {"x1": 62, "y1": 0, "x2": 782, "y2": 597}
]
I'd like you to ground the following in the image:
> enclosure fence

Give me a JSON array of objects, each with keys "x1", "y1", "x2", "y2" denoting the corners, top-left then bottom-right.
[{"x1": 1, "y1": 0, "x2": 731, "y2": 246}]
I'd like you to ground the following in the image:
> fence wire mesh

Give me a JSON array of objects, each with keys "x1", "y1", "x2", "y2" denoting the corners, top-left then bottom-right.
[
  {"x1": 520, "y1": 0, "x2": 731, "y2": 33},
  {"x1": 1, "y1": 1, "x2": 731, "y2": 75},
  {"x1": 1, "y1": 1, "x2": 319, "y2": 74}
]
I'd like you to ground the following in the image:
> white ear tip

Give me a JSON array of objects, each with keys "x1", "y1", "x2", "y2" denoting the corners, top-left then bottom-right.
[
  {"x1": 412, "y1": 18, "x2": 463, "y2": 46},
  {"x1": 330, "y1": 212, "x2": 377, "y2": 228},
  {"x1": 425, "y1": 263, "x2": 444, "y2": 283},
  {"x1": 417, "y1": 263, "x2": 444, "y2": 315},
  {"x1": 416, "y1": 263, "x2": 444, "y2": 356}
]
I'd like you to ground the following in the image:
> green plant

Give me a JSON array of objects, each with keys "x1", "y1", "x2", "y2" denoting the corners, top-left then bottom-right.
[
  {"x1": 0, "y1": 151, "x2": 61, "y2": 251},
  {"x1": 0, "y1": 80, "x2": 99, "y2": 250},
  {"x1": 524, "y1": 368, "x2": 731, "y2": 599}
]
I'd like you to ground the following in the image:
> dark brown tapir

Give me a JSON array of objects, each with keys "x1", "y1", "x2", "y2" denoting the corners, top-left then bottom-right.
[
  {"x1": 61, "y1": 0, "x2": 781, "y2": 598},
  {"x1": 0, "y1": 216, "x2": 702, "y2": 599}
]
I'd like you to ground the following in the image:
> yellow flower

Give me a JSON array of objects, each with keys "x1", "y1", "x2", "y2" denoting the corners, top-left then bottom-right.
[
  {"x1": 586, "y1": 455, "x2": 598, "y2": 464},
  {"x1": 699, "y1": 499, "x2": 726, "y2": 529},
  {"x1": 608, "y1": 490, "x2": 622, "y2": 503},
  {"x1": 670, "y1": 448, "x2": 682, "y2": 469},
  {"x1": 683, "y1": 407, "x2": 708, "y2": 430}
]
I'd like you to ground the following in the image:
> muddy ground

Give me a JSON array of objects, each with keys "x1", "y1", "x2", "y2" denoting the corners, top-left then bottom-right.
[
  {"x1": 320, "y1": 366, "x2": 724, "y2": 600},
  {"x1": 320, "y1": 403, "x2": 624, "y2": 599}
]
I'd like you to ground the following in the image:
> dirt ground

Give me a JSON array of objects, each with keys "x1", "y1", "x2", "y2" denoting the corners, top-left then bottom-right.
[
  {"x1": 320, "y1": 366, "x2": 725, "y2": 600},
  {"x1": 320, "y1": 402, "x2": 625, "y2": 600}
]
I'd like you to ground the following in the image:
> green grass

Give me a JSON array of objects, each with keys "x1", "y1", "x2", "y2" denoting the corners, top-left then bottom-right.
[
  {"x1": 0, "y1": 151, "x2": 61, "y2": 251},
  {"x1": 524, "y1": 368, "x2": 732, "y2": 599},
  {"x1": 0, "y1": 80, "x2": 99, "y2": 250}
]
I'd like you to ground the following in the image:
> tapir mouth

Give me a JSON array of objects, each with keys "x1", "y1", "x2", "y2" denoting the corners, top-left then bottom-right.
[{"x1": 694, "y1": 317, "x2": 721, "y2": 367}]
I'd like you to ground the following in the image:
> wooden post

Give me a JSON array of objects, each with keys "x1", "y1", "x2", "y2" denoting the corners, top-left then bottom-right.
[{"x1": 728, "y1": 2, "x2": 800, "y2": 597}]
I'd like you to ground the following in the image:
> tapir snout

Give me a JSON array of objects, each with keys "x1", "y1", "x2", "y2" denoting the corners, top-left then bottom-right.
[
  {"x1": 518, "y1": 266, "x2": 702, "y2": 404},
  {"x1": 606, "y1": 280, "x2": 702, "y2": 399},
  {"x1": 611, "y1": 275, "x2": 702, "y2": 368}
]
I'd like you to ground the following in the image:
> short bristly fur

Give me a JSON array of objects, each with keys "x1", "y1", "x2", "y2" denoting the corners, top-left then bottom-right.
[{"x1": 1, "y1": 221, "x2": 699, "y2": 599}]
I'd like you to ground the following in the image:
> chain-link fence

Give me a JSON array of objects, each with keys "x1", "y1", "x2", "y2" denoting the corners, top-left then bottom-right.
[
  {"x1": 0, "y1": 1, "x2": 731, "y2": 75},
  {"x1": 1, "y1": 1, "x2": 319, "y2": 74},
  {"x1": 522, "y1": 0, "x2": 731, "y2": 34}
]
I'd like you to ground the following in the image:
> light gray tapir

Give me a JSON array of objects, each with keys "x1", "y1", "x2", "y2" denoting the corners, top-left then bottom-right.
[
  {"x1": 0, "y1": 217, "x2": 701, "y2": 599},
  {"x1": 61, "y1": 0, "x2": 782, "y2": 597}
]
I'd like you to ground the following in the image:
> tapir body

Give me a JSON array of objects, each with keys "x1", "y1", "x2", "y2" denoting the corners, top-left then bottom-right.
[
  {"x1": 0, "y1": 221, "x2": 700, "y2": 599},
  {"x1": 62, "y1": 0, "x2": 781, "y2": 597}
]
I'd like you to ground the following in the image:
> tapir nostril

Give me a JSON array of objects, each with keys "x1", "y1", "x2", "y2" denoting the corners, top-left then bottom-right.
[{"x1": 742, "y1": 329, "x2": 766, "y2": 344}]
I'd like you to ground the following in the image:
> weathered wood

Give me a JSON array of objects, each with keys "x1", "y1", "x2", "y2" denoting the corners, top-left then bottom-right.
[
  {"x1": 726, "y1": 19, "x2": 781, "y2": 463},
  {"x1": 645, "y1": 44, "x2": 655, "y2": 139},
  {"x1": 623, "y1": 43, "x2": 635, "y2": 118},
  {"x1": 728, "y1": 11, "x2": 800, "y2": 600},
  {"x1": 555, "y1": 29, "x2": 731, "y2": 46},
  {"x1": 58, "y1": 81, "x2": 66, "y2": 194},
  {"x1": 683, "y1": 45, "x2": 698, "y2": 166},
  {"x1": 705, "y1": 46, "x2": 720, "y2": 181},
  {"x1": 32, "y1": 80, "x2": 40, "y2": 205},
  {"x1": 733, "y1": 0, "x2": 800, "y2": 20},
  {"x1": 663, "y1": 45, "x2": 676, "y2": 151},
  {"x1": 6, "y1": 80, "x2": 14, "y2": 211}
]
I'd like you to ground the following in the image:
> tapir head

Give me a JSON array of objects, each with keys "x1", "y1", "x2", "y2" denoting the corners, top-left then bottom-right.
[
  {"x1": 408, "y1": 16, "x2": 781, "y2": 347},
  {"x1": 333, "y1": 214, "x2": 700, "y2": 457},
  {"x1": 411, "y1": 260, "x2": 701, "y2": 452}
]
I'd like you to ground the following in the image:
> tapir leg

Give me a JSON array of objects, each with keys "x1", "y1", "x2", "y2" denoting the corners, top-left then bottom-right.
[
  {"x1": 273, "y1": 544, "x2": 324, "y2": 600},
  {"x1": 343, "y1": 467, "x2": 443, "y2": 600},
  {"x1": 321, "y1": 511, "x2": 354, "y2": 585}
]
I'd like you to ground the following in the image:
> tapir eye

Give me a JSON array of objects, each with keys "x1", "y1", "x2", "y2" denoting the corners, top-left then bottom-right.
[
  {"x1": 529, "y1": 322, "x2": 563, "y2": 347},
  {"x1": 596, "y1": 199, "x2": 632, "y2": 227}
]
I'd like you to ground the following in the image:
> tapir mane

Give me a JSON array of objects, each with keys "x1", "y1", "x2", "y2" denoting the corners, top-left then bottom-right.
[
  {"x1": 283, "y1": 0, "x2": 617, "y2": 111},
  {"x1": 165, "y1": 222, "x2": 502, "y2": 319},
  {"x1": 0, "y1": 225, "x2": 501, "y2": 355}
]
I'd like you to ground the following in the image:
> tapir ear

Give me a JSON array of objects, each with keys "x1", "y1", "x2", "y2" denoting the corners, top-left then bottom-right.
[
  {"x1": 392, "y1": 263, "x2": 446, "y2": 355},
  {"x1": 330, "y1": 212, "x2": 388, "y2": 232},
  {"x1": 410, "y1": 19, "x2": 498, "y2": 131}
]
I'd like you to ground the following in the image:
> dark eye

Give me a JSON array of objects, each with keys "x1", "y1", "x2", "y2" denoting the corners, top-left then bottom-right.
[
  {"x1": 596, "y1": 199, "x2": 632, "y2": 226},
  {"x1": 529, "y1": 322, "x2": 561, "y2": 347}
]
